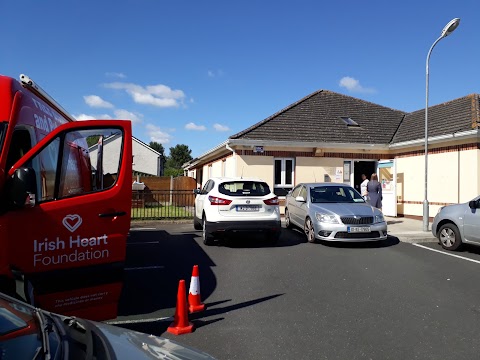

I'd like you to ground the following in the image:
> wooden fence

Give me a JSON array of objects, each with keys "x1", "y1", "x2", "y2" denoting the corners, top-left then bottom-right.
[{"x1": 131, "y1": 176, "x2": 197, "y2": 219}]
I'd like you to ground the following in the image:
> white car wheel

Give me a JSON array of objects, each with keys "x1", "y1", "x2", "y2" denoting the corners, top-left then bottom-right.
[{"x1": 202, "y1": 216, "x2": 214, "y2": 245}]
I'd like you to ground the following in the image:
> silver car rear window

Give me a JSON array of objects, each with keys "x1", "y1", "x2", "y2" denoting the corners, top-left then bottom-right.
[{"x1": 219, "y1": 181, "x2": 271, "y2": 197}]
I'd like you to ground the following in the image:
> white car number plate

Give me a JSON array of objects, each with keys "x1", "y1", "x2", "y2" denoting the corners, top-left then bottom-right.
[
  {"x1": 348, "y1": 226, "x2": 371, "y2": 233},
  {"x1": 236, "y1": 205, "x2": 259, "y2": 212}
]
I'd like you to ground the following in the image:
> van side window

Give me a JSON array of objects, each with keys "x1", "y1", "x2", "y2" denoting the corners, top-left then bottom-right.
[
  {"x1": 25, "y1": 128, "x2": 123, "y2": 203},
  {"x1": 58, "y1": 142, "x2": 91, "y2": 198},
  {"x1": 6, "y1": 129, "x2": 32, "y2": 171},
  {"x1": 39, "y1": 139, "x2": 60, "y2": 201}
]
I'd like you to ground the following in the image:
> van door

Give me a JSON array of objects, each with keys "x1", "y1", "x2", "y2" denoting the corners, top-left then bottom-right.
[{"x1": 3, "y1": 120, "x2": 132, "y2": 320}]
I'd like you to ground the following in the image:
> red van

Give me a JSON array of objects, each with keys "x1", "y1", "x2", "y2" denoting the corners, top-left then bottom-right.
[{"x1": 0, "y1": 74, "x2": 132, "y2": 320}]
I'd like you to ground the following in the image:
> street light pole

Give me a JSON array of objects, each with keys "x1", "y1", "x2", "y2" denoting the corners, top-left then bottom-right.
[{"x1": 423, "y1": 18, "x2": 460, "y2": 232}]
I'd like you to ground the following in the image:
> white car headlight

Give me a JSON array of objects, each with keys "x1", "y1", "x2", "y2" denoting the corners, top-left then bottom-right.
[
  {"x1": 374, "y1": 214, "x2": 385, "y2": 223},
  {"x1": 315, "y1": 212, "x2": 339, "y2": 224}
]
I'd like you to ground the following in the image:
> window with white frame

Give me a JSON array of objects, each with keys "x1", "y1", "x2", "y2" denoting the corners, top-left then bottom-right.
[{"x1": 274, "y1": 158, "x2": 294, "y2": 196}]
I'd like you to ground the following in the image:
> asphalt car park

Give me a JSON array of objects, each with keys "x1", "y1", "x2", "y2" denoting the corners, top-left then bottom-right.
[
  {"x1": 412, "y1": 240, "x2": 480, "y2": 264},
  {"x1": 112, "y1": 222, "x2": 480, "y2": 360}
]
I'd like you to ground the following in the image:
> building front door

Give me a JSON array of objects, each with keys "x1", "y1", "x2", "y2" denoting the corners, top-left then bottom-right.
[{"x1": 378, "y1": 160, "x2": 397, "y2": 217}]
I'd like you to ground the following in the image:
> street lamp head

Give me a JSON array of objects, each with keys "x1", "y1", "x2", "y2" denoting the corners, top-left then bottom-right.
[{"x1": 441, "y1": 18, "x2": 460, "y2": 38}]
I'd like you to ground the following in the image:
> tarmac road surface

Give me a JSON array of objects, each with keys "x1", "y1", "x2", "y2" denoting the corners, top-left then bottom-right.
[{"x1": 108, "y1": 221, "x2": 480, "y2": 360}]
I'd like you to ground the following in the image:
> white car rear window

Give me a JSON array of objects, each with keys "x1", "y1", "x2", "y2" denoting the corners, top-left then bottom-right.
[{"x1": 219, "y1": 181, "x2": 270, "y2": 197}]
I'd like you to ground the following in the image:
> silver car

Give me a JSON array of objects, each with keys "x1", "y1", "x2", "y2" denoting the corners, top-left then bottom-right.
[
  {"x1": 0, "y1": 291, "x2": 216, "y2": 359},
  {"x1": 432, "y1": 195, "x2": 480, "y2": 251},
  {"x1": 285, "y1": 183, "x2": 387, "y2": 243}
]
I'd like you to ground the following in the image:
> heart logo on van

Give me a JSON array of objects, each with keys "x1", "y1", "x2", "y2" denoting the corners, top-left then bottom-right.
[{"x1": 63, "y1": 214, "x2": 83, "y2": 233}]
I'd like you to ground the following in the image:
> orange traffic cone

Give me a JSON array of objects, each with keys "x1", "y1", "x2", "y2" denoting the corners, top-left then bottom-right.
[
  {"x1": 188, "y1": 265, "x2": 206, "y2": 313},
  {"x1": 167, "y1": 280, "x2": 194, "y2": 335}
]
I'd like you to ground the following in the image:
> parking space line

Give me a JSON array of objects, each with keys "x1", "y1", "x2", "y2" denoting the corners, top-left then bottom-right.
[
  {"x1": 106, "y1": 316, "x2": 173, "y2": 325},
  {"x1": 125, "y1": 265, "x2": 165, "y2": 271},
  {"x1": 412, "y1": 243, "x2": 480, "y2": 264}
]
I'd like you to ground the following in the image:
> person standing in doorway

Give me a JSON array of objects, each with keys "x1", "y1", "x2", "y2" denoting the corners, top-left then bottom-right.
[
  {"x1": 367, "y1": 173, "x2": 382, "y2": 210},
  {"x1": 360, "y1": 174, "x2": 369, "y2": 201}
]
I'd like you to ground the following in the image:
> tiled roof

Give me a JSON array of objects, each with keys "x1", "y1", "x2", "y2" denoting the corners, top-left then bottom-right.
[
  {"x1": 230, "y1": 90, "x2": 406, "y2": 144},
  {"x1": 391, "y1": 94, "x2": 480, "y2": 144},
  {"x1": 229, "y1": 91, "x2": 480, "y2": 146}
]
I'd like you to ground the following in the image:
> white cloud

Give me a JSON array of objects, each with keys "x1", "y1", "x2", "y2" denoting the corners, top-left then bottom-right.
[
  {"x1": 74, "y1": 114, "x2": 96, "y2": 121},
  {"x1": 104, "y1": 82, "x2": 186, "y2": 108},
  {"x1": 185, "y1": 122, "x2": 206, "y2": 131},
  {"x1": 213, "y1": 123, "x2": 230, "y2": 132},
  {"x1": 105, "y1": 72, "x2": 126, "y2": 79},
  {"x1": 114, "y1": 109, "x2": 143, "y2": 124},
  {"x1": 74, "y1": 113, "x2": 113, "y2": 121},
  {"x1": 339, "y1": 76, "x2": 376, "y2": 94},
  {"x1": 208, "y1": 69, "x2": 224, "y2": 78},
  {"x1": 146, "y1": 124, "x2": 173, "y2": 144},
  {"x1": 84, "y1": 95, "x2": 114, "y2": 108},
  {"x1": 74, "y1": 110, "x2": 142, "y2": 124}
]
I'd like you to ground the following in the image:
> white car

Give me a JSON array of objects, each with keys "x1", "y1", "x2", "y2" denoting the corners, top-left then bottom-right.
[{"x1": 193, "y1": 177, "x2": 281, "y2": 245}]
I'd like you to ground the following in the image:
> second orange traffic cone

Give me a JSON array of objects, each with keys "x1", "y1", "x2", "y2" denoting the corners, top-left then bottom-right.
[
  {"x1": 167, "y1": 280, "x2": 194, "y2": 335},
  {"x1": 188, "y1": 265, "x2": 206, "y2": 313}
]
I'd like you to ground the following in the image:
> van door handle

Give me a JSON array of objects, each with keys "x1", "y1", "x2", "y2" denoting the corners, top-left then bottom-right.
[{"x1": 98, "y1": 211, "x2": 127, "y2": 218}]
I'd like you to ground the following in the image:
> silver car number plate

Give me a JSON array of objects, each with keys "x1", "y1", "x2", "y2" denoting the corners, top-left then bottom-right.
[
  {"x1": 348, "y1": 226, "x2": 371, "y2": 233},
  {"x1": 236, "y1": 205, "x2": 260, "y2": 212}
]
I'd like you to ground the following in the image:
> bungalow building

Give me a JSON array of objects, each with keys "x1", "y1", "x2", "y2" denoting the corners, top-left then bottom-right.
[{"x1": 183, "y1": 90, "x2": 480, "y2": 218}]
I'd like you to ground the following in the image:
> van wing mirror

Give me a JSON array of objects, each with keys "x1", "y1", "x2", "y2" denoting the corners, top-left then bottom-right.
[
  {"x1": 193, "y1": 188, "x2": 201, "y2": 195},
  {"x1": 9, "y1": 168, "x2": 37, "y2": 208}
]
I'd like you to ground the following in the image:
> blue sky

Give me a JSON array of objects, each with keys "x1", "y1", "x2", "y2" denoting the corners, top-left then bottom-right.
[{"x1": 1, "y1": 1, "x2": 478, "y2": 157}]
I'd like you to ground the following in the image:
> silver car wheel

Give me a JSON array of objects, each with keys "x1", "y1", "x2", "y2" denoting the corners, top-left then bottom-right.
[
  {"x1": 438, "y1": 223, "x2": 462, "y2": 251},
  {"x1": 440, "y1": 228, "x2": 455, "y2": 247},
  {"x1": 285, "y1": 209, "x2": 292, "y2": 229},
  {"x1": 304, "y1": 218, "x2": 316, "y2": 243}
]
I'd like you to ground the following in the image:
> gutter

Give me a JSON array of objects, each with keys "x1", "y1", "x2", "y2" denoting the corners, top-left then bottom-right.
[
  {"x1": 389, "y1": 129, "x2": 478, "y2": 149},
  {"x1": 227, "y1": 138, "x2": 390, "y2": 150},
  {"x1": 225, "y1": 141, "x2": 236, "y2": 177}
]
